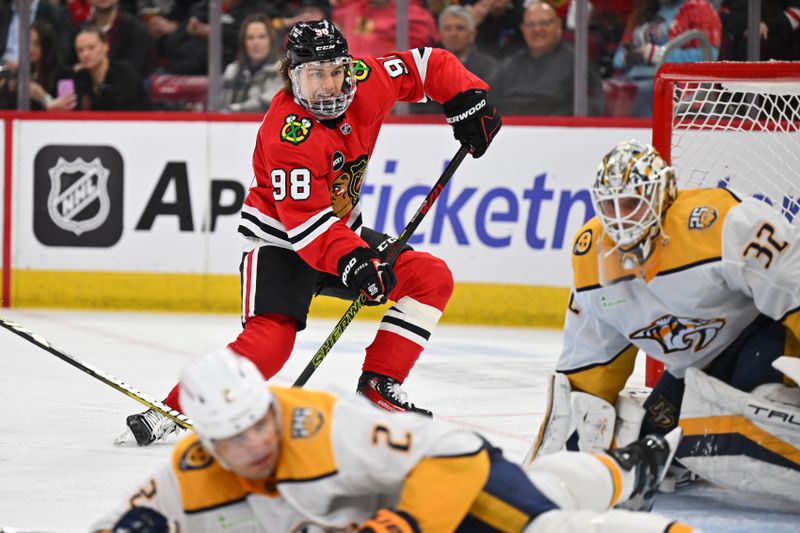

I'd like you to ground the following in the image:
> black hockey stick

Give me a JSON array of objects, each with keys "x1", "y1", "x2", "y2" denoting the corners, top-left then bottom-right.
[
  {"x1": 293, "y1": 145, "x2": 470, "y2": 387},
  {"x1": 0, "y1": 315, "x2": 194, "y2": 430}
]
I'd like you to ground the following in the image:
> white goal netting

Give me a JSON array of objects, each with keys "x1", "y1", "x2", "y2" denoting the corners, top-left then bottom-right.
[{"x1": 669, "y1": 77, "x2": 800, "y2": 223}]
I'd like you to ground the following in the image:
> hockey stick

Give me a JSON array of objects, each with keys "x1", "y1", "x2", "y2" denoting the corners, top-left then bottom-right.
[
  {"x1": 293, "y1": 145, "x2": 470, "y2": 387},
  {"x1": 0, "y1": 315, "x2": 194, "y2": 430}
]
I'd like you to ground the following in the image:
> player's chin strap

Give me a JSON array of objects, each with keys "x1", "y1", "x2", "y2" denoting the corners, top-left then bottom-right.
[
  {"x1": 0, "y1": 315, "x2": 195, "y2": 431},
  {"x1": 677, "y1": 360, "x2": 800, "y2": 504},
  {"x1": 523, "y1": 372, "x2": 646, "y2": 465},
  {"x1": 292, "y1": 145, "x2": 470, "y2": 388}
]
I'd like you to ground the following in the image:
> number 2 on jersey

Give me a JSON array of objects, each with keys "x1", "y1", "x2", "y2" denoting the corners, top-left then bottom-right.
[
  {"x1": 371, "y1": 424, "x2": 413, "y2": 452},
  {"x1": 271, "y1": 168, "x2": 311, "y2": 201}
]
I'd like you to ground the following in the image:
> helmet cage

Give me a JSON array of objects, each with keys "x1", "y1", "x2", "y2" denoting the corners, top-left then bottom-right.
[
  {"x1": 591, "y1": 142, "x2": 676, "y2": 250},
  {"x1": 290, "y1": 57, "x2": 356, "y2": 120}
]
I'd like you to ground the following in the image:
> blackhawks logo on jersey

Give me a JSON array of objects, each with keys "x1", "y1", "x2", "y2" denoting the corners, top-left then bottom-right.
[
  {"x1": 330, "y1": 154, "x2": 368, "y2": 218},
  {"x1": 351, "y1": 59, "x2": 371, "y2": 82},
  {"x1": 281, "y1": 114, "x2": 313, "y2": 145},
  {"x1": 629, "y1": 314, "x2": 726, "y2": 354}
]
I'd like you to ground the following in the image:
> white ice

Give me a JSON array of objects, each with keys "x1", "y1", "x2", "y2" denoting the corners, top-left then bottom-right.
[{"x1": 0, "y1": 309, "x2": 797, "y2": 531}]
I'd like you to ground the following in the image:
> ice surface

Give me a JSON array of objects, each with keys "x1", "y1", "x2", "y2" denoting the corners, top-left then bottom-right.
[{"x1": 0, "y1": 309, "x2": 797, "y2": 531}]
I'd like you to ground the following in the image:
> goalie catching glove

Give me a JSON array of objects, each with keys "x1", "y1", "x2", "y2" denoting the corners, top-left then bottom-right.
[
  {"x1": 338, "y1": 247, "x2": 397, "y2": 306},
  {"x1": 443, "y1": 89, "x2": 502, "y2": 158},
  {"x1": 356, "y1": 508, "x2": 419, "y2": 533}
]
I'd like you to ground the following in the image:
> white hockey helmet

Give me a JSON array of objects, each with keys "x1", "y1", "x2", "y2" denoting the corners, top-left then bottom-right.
[
  {"x1": 179, "y1": 348, "x2": 273, "y2": 441},
  {"x1": 592, "y1": 140, "x2": 677, "y2": 250}
]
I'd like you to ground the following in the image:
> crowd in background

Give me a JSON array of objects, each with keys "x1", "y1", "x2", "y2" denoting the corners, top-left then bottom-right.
[{"x1": 0, "y1": 0, "x2": 798, "y2": 116}]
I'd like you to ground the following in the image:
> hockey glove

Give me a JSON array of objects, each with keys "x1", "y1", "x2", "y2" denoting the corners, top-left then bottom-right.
[
  {"x1": 111, "y1": 507, "x2": 177, "y2": 533},
  {"x1": 443, "y1": 89, "x2": 502, "y2": 158},
  {"x1": 337, "y1": 247, "x2": 397, "y2": 306},
  {"x1": 356, "y1": 508, "x2": 419, "y2": 533}
]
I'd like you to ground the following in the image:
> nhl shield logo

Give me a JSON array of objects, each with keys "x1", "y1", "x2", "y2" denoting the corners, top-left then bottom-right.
[
  {"x1": 34, "y1": 145, "x2": 123, "y2": 247},
  {"x1": 47, "y1": 157, "x2": 110, "y2": 235}
]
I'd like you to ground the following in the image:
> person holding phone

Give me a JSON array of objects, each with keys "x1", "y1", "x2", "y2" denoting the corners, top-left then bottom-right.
[{"x1": 0, "y1": 20, "x2": 75, "y2": 110}]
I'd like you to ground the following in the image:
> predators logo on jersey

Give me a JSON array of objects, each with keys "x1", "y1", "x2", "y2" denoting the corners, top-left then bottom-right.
[
  {"x1": 330, "y1": 154, "x2": 368, "y2": 218},
  {"x1": 281, "y1": 114, "x2": 313, "y2": 145},
  {"x1": 179, "y1": 441, "x2": 214, "y2": 471},
  {"x1": 291, "y1": 407, "x2": 325, "y2": 439},
  {"x1": 629, "y1": 314, "x2": 726, "y2": 354},
  {"x1": 688, "y1": 206, "x2": 718, "y2": 230},
  {"x1": 574, "y1": 229, "x2": 593, "y2": 256}
]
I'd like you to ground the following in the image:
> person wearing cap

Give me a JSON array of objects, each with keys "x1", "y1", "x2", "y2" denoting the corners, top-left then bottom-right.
[{"x1": 93, "y1": 349, "x2": 696, "y2": 533}]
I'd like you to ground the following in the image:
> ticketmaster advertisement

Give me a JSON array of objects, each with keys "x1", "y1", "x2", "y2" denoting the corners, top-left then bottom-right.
[{"x1": 6, "y1": 118, "x2": 648, "y2": 320}]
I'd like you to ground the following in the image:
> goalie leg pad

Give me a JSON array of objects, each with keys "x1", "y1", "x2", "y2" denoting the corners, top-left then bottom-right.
[
  {"x1": 571, "y1": 392, "x2": 616, "y2": 453},
  {"x1": 678, "y1": 367, "x2": 800, "y2": 503},
  {"x1": 524, "y1": 372, "x2": 573, "y2": 464}
]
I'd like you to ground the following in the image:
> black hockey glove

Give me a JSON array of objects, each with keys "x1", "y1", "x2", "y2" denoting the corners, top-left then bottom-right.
[
  {"x1": 443, "y1": 89, "x2": 502, "y2": 158},
  {"x1": 337, "y1": 247, "x2": 397, "y2": 306},
  {"x1": 112, "y1": 507, "x2": 176, "y2": 533}
]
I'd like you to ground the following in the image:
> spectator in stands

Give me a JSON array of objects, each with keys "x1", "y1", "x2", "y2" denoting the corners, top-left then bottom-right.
[
  {"x1": 490, "y1": 0, "x2": 604, "y2": 116},
  {"x1": 0, "y1": 20, "x2": 76, "y2": 110},
  {"x1": 0, "y1": 0, "x2": 72, "y2": 67},
  {"x1": 462, "y1": 0, "x2": 525, "y2": 59},
  {"x1": 158, "y1": 0, "x2": 268, "y2": 75},
  {"x1": 612, "y1": 0, "x2": 721, "y2": 116},
  {"x1": 334, "y1": 0, "x2": 439, "y2": 56},
  {"x1": 220, "y1": 13, "x2": 282, "y2": 113},
  {"x1": 719, "y1": 0, "x2": 800, "y2": 60},
  {"x1": 271, "y1": 0, "x2": 332, "y2": 39},
  {"x1": 73, "y1": 0, "x2": 153, "y2": 77},
  {"x1": 439, "y1": 5, "x2": 495, "y2": 81},
  {"x1": 73, "y1": 25, "x2": 149, "y2": 109}
]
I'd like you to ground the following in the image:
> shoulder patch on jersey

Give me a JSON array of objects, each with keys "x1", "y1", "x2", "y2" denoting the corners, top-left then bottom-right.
[
  {"x1": 291, "y1": 407, "x2": 325, "y2": 439},
  {"x1": 629, "y1": 314, "x2": 726, "y2": 354},
  {"x1": 179, "y1": 440, "x2": 214, "y2": 471},
  {"x1": 280, "y1": 114, "x2": 313, "y2": 145},
  {"x1": 352, "y1": 59, "x2": 371, "y2": 82},
  {"x1": 574, "y1": 228, "x2": 593, "y2": 256},
  {"x1": 688, "y1": 206, "x2": 718, "y2": 230}
]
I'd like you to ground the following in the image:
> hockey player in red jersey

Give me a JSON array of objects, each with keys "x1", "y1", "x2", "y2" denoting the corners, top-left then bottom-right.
[{"x1": 118, "y1": 20, "x2": 502, "y2": 446}]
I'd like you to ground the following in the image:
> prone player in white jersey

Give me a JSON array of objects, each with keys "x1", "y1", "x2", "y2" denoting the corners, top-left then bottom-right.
[
  {"x1": 528, "y1": 139, "x2": 800, "y2": 503},
  {"x1": 92, "y1": 349, "x2": 696, "y2": 532}
]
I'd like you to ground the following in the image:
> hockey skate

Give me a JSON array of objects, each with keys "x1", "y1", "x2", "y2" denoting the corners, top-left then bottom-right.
[
  {"x1": 607, "y1": 427, "x2": 682, "y2": 511},
  {"x1": 357, "y1": 372, "x2": 433, "y2": 417},
  {"x1": 115, "y1": 408, "x2": 182, "y2": 446}
]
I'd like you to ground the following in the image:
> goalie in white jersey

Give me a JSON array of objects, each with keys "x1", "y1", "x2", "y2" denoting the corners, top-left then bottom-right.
[
  {"x1": 529, "y1": 140, "x2": 800, "y2": 503},
  {"x1": 92, "y1": 349, "x2": 696, "y2": 532}
]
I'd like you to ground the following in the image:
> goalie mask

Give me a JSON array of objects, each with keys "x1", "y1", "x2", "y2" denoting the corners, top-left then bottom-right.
[
  {"x1": 593, "y1": 140, "x2": 676, "y2": 246},
  {"x1": 287, "y1": 20, "x2": 356, "y2": 120}
]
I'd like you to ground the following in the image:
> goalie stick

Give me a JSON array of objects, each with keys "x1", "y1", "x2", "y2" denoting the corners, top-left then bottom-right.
[
  {"x1": 292, "y1": 145, "x2": 469, "y2": 387},
  {"x1": 0, "y1": 315, "x2": 194, "y2": 430}
]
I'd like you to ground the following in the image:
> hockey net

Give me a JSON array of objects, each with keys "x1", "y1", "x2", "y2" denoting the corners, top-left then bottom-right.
[{"x1": 647, "y1": 61, "x2": 800, "y2": 386}]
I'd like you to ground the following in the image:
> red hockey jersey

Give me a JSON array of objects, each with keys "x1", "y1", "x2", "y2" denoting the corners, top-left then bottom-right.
[{"x1": 238, "y1": 48, "x2": 488, "y2": 276}]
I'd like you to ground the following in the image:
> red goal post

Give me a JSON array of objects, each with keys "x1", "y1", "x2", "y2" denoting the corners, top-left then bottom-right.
[{"x1": 647, "y1": 61, "x2": 800, "y2": 387}]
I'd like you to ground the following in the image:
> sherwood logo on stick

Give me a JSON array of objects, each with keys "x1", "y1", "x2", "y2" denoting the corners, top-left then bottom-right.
[{"x1": 33, "y1": 145, "x2": 124, "y2": 247}]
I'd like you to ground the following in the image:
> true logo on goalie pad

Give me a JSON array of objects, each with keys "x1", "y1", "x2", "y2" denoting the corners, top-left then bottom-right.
[
  {"x1": 33, "y1": 145, "x2": 123, "y2": 247},
  {"x1": 629, "y1": 314, "x2": 725, "y2": 354},
  {"x1": 291, "y1": 407, "x2": 324, "y2": 439}
]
